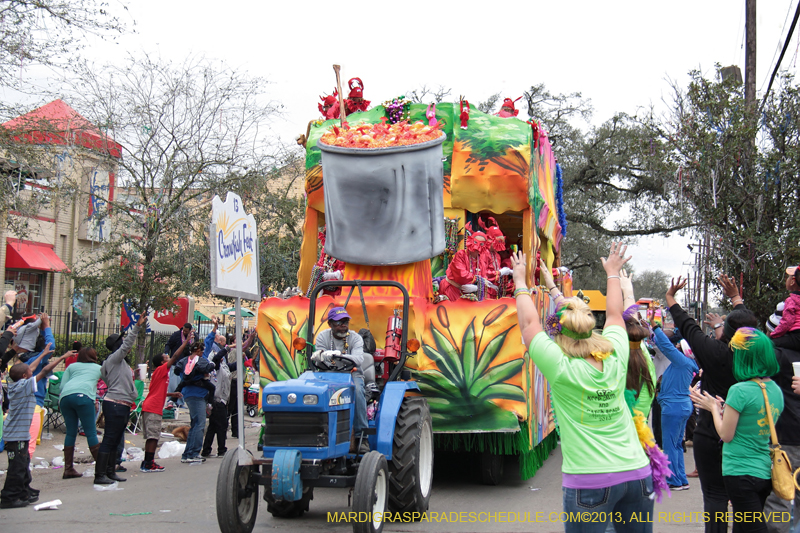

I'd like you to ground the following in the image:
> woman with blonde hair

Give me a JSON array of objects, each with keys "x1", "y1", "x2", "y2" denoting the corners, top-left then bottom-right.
[{"x1": 512, "y1": 243, "x2": 654, "y2": 533}]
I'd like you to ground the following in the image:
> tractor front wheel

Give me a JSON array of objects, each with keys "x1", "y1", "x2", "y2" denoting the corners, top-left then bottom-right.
[
  {"x1": 216, "y1": 449, "x2": 259, "y2": 533},
  {"x1": 353, "y1": 451, "x2": 389, "y2": 533},
  {"x1": 388, "y1": 398, "x2": 433, "y2": 514}
]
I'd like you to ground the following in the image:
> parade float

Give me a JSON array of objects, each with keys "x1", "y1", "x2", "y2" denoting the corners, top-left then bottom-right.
[{"x1": 255, "y1": 80, "x2": 569, "y2": 483}]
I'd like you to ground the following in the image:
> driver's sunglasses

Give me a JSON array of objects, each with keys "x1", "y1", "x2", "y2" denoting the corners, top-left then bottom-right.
[{"x1": 331, "y1": 319, "x2": 349, "y2": 327}]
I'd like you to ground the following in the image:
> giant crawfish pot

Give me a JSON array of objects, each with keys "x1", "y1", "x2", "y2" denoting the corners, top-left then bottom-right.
[{"x1": 318, "y1": 134, "x2": 445, "y2": 265}]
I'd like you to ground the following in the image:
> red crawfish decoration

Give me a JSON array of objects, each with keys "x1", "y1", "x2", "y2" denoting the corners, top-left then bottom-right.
[
  {"x1": 497, "y1": 97, "x2": 522, "y2": 118},
  {"x1": 527, "y1": 119, "x2": 540, "y2": 149},
  {"x1": 345, "y1": 77, "x2": 370, "y2": 114},
  {"x1": 460, "y1": 99, "x2": 470, "y2": 129},
  {"x1": 319, "y1": 89, "x2": 341, "y2": 120}
]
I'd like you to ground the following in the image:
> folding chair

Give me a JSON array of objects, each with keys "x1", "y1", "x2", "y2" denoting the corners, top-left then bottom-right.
[
  {"x1": 43, "y1": 371, "x2": 65, "y2": 433},
  {"x1": 127, "y1": 380, "x2": 145, "y2": 435}
]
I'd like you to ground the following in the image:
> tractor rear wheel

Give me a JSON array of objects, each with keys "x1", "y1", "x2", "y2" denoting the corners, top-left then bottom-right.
[{"x1": 388, "y1": 398, "x2": 433, "y2": 514}]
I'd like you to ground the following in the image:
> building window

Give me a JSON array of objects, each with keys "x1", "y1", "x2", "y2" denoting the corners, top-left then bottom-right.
[
  {"x1": 72, "y1": 289, "x2": 97, "y2": 332},
  {"x1": 5, "y1": 270, "x2": 45, "y2": 317}
]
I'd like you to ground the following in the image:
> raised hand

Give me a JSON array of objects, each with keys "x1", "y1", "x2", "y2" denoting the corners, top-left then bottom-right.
[
  {"x1": 666, "y1": 276, "x2": 688, "y2": 298},
  {"x1": 538, "y1": 258, "x2": 555, "y2": 289},
  {"x1": 509, "y1": 251, "x2": 527, "y2": 287},
  {"x1": 718, "y1": 274, "x2": 741, "y2": 301},
  {"x1": 600, "y1": 242, "x2": 632, "y2": 275}
]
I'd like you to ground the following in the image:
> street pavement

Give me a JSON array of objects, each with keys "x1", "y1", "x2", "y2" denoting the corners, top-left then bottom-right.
[{"x1": 0, "y1": 415, "x2": 711, "y2": 533}]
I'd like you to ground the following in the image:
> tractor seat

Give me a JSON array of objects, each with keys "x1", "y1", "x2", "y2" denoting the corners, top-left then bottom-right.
[{"x1": 362, "y1": 353, "x2": 379, "y2": 398}]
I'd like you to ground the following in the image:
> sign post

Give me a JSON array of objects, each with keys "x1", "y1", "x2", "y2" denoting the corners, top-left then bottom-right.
[{"x1": 209, "y1": 192, "x2": 260, "y2": 458}]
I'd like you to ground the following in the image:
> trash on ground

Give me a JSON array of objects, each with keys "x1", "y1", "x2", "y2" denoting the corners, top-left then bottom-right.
[
  {"x1": 160, "y1": 432, "x2": 175, "y2": 438},
  {"x1": 41, "y1": 433, "x2": 53, "y2": 440},
  {"x1": 34, "y1": 499, "x2": 62, "y2": 511},
  {"x1": 53, "y1": 445, "x2": 64, "y2": 451},
  {"x1": 530, "y1": 487, "x2": 540, "y2": 491},
  {"x1": 157, "y1": 441, "x2": 185, "y2": 459},
  {"x1": 249, "y1": 422, "x2": 260, "y2": 427},
  {"x1": 82, "y1": 467, "x2": 95, "y2": 477},
  {"x1": 52, "y1": 457, "x2": 64, "y2": 467},
  {"x1": 94, "y1": 482, "x2": 122, "y2": 491},
  {"x1": 109, "y1": 512, "x2": 151, "y2": 516},
  {"x1": 35, "y1": 457, "x2": 44, "y2": 460},
  {"x1": 126, "y1": 447, "x2": 145, "y2": 462},
  {"x1": 160, "y1": 510, "x2": 171, "y2": 512}
]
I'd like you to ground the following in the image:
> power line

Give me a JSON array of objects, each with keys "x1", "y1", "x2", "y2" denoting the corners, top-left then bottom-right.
[
  {"x1": 760, "y1": 0, "x2": 797, "y2": 92},
  {"x1": 761, "y1": 0, "x2": 800, "y2": 111}
]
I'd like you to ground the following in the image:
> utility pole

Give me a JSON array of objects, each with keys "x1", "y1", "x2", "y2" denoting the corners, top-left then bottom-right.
[{"x1": 745, "y1": 0, "x2": 757, "y2": 107}]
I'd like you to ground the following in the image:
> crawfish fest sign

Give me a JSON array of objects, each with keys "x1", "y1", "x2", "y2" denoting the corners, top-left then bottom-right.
[{"x1": 209, "y1": 192, "x2": 260, "y2": 300}]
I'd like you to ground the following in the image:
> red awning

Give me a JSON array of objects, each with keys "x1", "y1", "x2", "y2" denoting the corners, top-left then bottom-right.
[{"x1": 6, "y1": 239, "x2": 68, "y2": 272}]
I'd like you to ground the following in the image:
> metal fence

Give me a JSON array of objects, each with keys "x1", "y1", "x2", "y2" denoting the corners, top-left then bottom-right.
[{"x1": 41, "y1": 312, "x2": 200, "y2": 364}]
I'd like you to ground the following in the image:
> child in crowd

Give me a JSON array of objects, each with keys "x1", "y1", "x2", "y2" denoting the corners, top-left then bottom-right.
[
  {"x1": 14, "y1": 315, "x2": 41, "y2": 362},
  {"x1": 140, "y1": 332, "x2": 193, "y2": 472},
  {"x1": 769, "y1": 265, "x2": 800, "y2": 350},
  {"x1": 174, "y1": 346, "x2": 216, "y2": 402},
  {"x1": 0, "y1": 344, "x2": 66, "y2": 509}
]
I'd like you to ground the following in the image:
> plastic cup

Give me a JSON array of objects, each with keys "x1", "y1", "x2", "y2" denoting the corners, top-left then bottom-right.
[
  {"x1": 792, "y1": 362, "x2": 800, "y2": 377},
  {"x1": 137, "y1": 364, "x2": 148, "y2": 381}
]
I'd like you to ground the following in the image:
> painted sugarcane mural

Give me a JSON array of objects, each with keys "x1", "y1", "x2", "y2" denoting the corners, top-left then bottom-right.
[{"x1": 256, "y1": 99, "x2": 569, "y2": 480}]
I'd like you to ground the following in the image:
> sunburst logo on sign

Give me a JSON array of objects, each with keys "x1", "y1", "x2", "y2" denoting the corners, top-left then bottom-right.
[{"x1": 210, "y1": 192, "x2": 260, "y2": 300}]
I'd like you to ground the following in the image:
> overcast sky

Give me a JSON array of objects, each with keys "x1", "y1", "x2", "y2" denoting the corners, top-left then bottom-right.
[{"x1": 33, "y1": 1, "x2": 800, "y2": 285}]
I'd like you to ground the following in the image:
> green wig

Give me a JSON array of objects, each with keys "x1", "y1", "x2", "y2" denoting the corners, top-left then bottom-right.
[{"x1": 729, "y1": 327, "x2": 780, "y2": 381}]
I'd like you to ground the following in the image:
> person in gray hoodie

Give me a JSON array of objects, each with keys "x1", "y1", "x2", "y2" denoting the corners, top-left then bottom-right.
[{"x1": 94, "y1": 314, "x2": 146, "y2": 485}]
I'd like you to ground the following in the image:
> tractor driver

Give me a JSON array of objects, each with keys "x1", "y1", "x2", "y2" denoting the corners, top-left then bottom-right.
[{"x1": 311, "y1": 307, "x2": 369, "y2": 453}]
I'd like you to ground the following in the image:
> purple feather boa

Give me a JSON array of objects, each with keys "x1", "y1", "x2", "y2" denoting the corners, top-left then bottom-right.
[
  {"x1": 622, "y1": 304, "x2": 639, "y2": 321},
  {"x1": 645, "y1": 444, "x2": 672, "y2": 503}
]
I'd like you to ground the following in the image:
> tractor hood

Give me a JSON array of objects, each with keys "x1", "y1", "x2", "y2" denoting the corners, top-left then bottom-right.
[{"x1": 262, "y1": 371, "x2": 355, "y2": 411}]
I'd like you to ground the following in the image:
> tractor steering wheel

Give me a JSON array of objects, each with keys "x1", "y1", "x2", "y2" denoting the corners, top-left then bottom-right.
[{"x1": 329, "y1": 354, "x2": 357, "y2": 372}]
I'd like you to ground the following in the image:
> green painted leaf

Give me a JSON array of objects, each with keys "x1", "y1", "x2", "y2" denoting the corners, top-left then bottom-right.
[
  {"x1": 473, "y1": 326, "x2": 513, "y2": 378},
  {"x1": 270, "y1": 324, "x2": 297, "y2": 378},
  {"x1": 461, "y1": 319, "x2": 477, "y2": 387},
  {"x1": 422, "y1": 343, "x2": 461, "y2": 389},
  {"x1": 259, "y1": 337, "x2": 292, "y2": 382},
  {"x1": 469, "y1": 359, "x2": 524, "y2": 398},
  {"x1": 412, "y1": 369, "x2": 461, "y2": 398},
  {"x1": 476, "y1": 383, "x2": 526, "y2": 403},
  {"x1": 293, "y1": 319, "x2": 309, "y2": 375},
  {"x1": 429, "y1": 324, "x2": 464, "y2": 387}
]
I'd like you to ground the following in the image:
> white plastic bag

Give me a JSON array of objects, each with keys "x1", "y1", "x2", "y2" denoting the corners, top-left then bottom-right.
[
  {"x1": 52, "y1": 457, "x2": 64, "y2": 467},
  {"x1": 93, "y1": 482, "x2": 122, "y2": 491},
  {"x1": 157, "y1": 441, "x2": 185, "y2": 459},
  {"x1": 126, "y1": 447, "x2": 145, "y2": 462}
]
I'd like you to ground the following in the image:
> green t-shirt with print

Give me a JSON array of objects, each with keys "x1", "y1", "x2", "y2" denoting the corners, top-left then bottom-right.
[
  {"x1": 528, "y1": 325, "x2": 649, "y2": 475},
  {"x1": 722, "y1": 379, "x2": 784, "y2": 479}
]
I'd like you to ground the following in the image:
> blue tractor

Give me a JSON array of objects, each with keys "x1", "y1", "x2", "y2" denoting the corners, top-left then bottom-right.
[{"x1": 216, "y1": 281, "x2": 433, "y2": 533}]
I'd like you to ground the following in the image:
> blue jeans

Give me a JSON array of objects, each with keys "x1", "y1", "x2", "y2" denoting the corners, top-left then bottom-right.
[
  {"x1": 353, "y1": 376, "x2": 367, "y2": 435},
  {"x1": 562, "y1": 475, "x2": 655, "y2": 533},
  {"x1": 660, "y1": 401, "x2": 692, "y2": 487},
  {"x1": 60, "y1": 393, "x2": 99, "y2": 448},
  {"x1": 183, "y1": 396, "x2": 206, "y2": 459}
]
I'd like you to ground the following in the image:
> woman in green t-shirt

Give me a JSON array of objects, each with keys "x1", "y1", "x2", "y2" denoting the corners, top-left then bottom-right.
[
  {"x1": 690, "y1": 327, "x2": 783, "y2": 533},
  {"x1": 511, "y1": 243, "x2": 654, "y2": 533}
]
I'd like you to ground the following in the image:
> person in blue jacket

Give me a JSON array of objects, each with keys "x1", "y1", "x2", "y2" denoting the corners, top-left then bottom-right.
[
  {"x1": 30, "y1": 313, "x2": 56, "y2": 407},
  {"x1": 653, "y1": 319, "x2": 699, "y2": 491}
]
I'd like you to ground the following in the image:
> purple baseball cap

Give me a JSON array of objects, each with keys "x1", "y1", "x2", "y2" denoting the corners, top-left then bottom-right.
[{"x1": 327, "y1": 307, "x2": 350, "y2": 321}]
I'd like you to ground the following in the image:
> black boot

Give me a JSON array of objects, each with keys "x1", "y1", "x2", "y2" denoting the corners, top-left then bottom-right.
[
  {"x1": 93, "y1": 452, "x2": 115, "y2": 485},
  {"x1": 106, "y1": 460, "x2": 126, "y2": 482}
]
